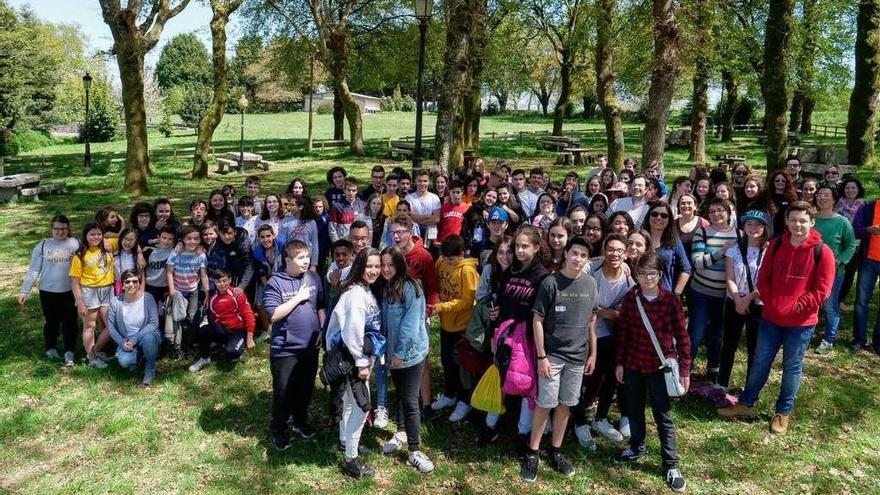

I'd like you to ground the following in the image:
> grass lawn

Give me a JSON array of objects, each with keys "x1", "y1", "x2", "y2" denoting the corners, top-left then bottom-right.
[{"x1": 1, "y1": 113, "x2": 880, "y2": 494}]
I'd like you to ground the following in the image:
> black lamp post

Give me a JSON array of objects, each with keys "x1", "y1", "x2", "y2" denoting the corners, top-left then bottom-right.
[
  {"x1": 238, "y1": 95, "x2": 249, "y2": 167},
  {"x1": 412, "y1": 0, "x2": 432, "y2": 173},
  {"x1": 82, "y1": 73, "x2": 92, "y2": 172}
]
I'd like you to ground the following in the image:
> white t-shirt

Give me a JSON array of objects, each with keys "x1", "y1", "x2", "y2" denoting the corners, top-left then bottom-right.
[
  {"x1": 122, "y1": 296, "x2": 146, "y2": 338},
  {"x1": 405, "y1": 191, "x2": 441, "y2": 241},
  {"x1": 591, "y1": 264, "x2": 636, "y2": 338},
  {"x1": 725, "y1": 244, "x2": 764, "y2": 304}
]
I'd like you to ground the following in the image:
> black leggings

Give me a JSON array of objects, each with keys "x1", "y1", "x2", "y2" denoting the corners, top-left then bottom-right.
[
  {"x1": 573, "y1": 335, "x2": 628, "y2": 426},
  {"x1": 440, "y1": 330, "x2": 466, "y2": 400},
  {"x1": 270, "y1": 349, "x2": 319, "y2": 434},
  {"x1": 718, "y1": 299, "x2": 761, "y2": 388},
  {"x1": 195, "y1": 322, "x2": 246, "y2": 360},
  {"x1": 391, "y1": 360, "x2": 424, "y2": 452},
  {"x1": 39, "y1": 290, "x2": 78, "y2": 354}
]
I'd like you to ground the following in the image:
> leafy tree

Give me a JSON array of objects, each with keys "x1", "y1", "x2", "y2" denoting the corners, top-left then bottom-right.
[
  {"x1": 156, "y1": 32, "x2": 211, "y2": 90},
  {"x1": 178, "y1": 83, "x2": 212, "y2": 128},
  {"x1": 847, "y1": 0, "x2": 880, "y2": 165}
]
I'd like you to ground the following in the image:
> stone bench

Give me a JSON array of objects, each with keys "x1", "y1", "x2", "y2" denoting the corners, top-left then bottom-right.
[{"x1": 388, "y1": 147, "x2": 414, "y2": 160}]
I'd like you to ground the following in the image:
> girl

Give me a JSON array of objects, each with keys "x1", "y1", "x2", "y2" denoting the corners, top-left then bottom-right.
[
  {"x1": 584, "y1": 213, "x2": 607, "y2": 257},
  {"x1": 608, "y1": 211, "x2": 635, "y2": 237},
  {"x1": 201, "y1": 221, "x2": 227, "y2": 288},
  {"x1": 434, "y1": 174, "x2": 450, "y2": 204},
  {"x1": 737, "y1": 175, "x2": 768, "y2": 221},
  {"x1": 689, "y1": 197, "x2": 740, "y2": 383},
  {"x1": 585, "y1": 175, "x2": 602, "y2": 202},
  {"x1": 800, "y1": 177, "x2": 819, "y2": 206},
  {"x1": 260, "y1": 194, "x2": 285, "y2": 237},
  {"x1": 285, "y1": 177, "x2": 309, "y2": 198},
  {"x1": 544, "y1": 217, "x2": 572, "y2": 272},
  {"x1": 19, "y1": 215, "x2": 80, "y2": 366},
  {"x1": 379, "y1": 247, "x2": 434, "y2": 474},
  {"x1": 361, "y1": 193, "x2": 386, "y2": 249},
  {"x1": 96, "y1": 207, "x2": 124, "y2": 252},
  {"x1": 222, "y1": 185, "x2": 237, "y2": 212},
  {"x1": 600, "y1": 168, "x2": 616, "y2": 191},
  {"x1": 280, "y1": 195, "x2": 321, "y2": 270},
  {"x1": 814, "y1": 186, "x2": 856, "y2": 354},
  {"x1": 764, "y1": 170, "x2": 798, "y2": 236},
  {"x1": 495, "y1": 184, "x2": 523, "y2": 226},
  {"x1": 530, "y1": 193, "x2": 557, "y2": 230},
  {"x1": 314, "y1": 195, "x2": 332, "y2": 273},
  {"x1": 235, "y1": 195, "x2": 259, "y2": 243},
  {"x1": 646, "y1": 202, "x2": 691, "y2": 296},
  {"x1": 669, "y1": 177, "x2": 693, "y2": 217},
  {"x1": 114, "y1": 228, "x2": 146, "y2": 293},
  {"x1": 694, "y1": 177, "x2": 713, "y2": 212},
  {"x1": 626, "y1": 229, "x2": 653, "y2": 271},
  {"x1": 618, "y1": 169, "x2": 635, "y2": 189},
  {"x1": 714, "y1": 182, "x2": 738, "y2": 226},
  {"x1": 463, "y1": 176, "x2": 480, "y2": 205},
  {"x1": 589, "y1": 193, "x2": 610, "y2": 216},
  {"x1": 326, "y1": 248, "x2": 383, "y2": 479},
  {"x1": 614, "y1": 252, "x2": 690, "y2": 492},
  {"x1": 70, "y1": 222, "x2": 115, "y2": 368},
  {"x1": 108, "y1": 269, "x2": 161, "y2": 386},
  {"x1": 153, "y1": 198, "x2": 180, "y2": 233},
  {"x1": 462, "y1": 188, "x2": 497, "y2": 253},
  {"x1": 129, "y1": 202, "x2": 158, "y2": 248},
  {"x1": 719, "y1": 210, "x2": 769, "y2": 388},
  {"x1": 567, "y1": 204, "x2": 588, "y2": 236},
  {"x1": 208, "y1": 189, "x2": 235, "y2": 226},
  {"x1": 676, "y1": 194, "x2": 709, "y2": 261}
]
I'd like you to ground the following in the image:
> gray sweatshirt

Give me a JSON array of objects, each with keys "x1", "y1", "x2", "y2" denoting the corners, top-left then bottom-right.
[{"x1": 20, "y1": 238, "x2": 80, "y2": 294}]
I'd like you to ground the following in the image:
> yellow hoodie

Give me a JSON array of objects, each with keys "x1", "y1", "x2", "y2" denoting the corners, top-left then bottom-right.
[{"x1": 434, "y1": 256, "x2": 480, "y2": 332}]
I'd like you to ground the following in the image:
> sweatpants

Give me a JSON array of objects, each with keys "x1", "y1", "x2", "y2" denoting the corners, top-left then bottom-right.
[
  {"x1": 270, "y1": 349, "x2": 319, "y2": 435},
  {"x1": 340, "y1": 379, "x2": 370, "y2": 459},
  {"x1": 440, "y1": 330, "x2": 466, "y2": 401},
  {"x1": 624, "y1": 368, "x2": 680, "y2": 470},
  {"x1": 195, "y1": 322, "x2": 246, "y2": 360},
  {"x1": 165, "y1": 290, "x2": 201, "y2": 351},
  {"x1": 39, "y1": 290, "x2": 78, "y2": 354},
  {"x1": 390, "y1": 360, "x2": 424, "y2": 452}
]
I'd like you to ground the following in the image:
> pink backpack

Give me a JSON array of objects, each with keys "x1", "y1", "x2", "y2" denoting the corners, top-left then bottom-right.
[{"x1": 493, "y1": 319, "x2": 537, "y2": 400}]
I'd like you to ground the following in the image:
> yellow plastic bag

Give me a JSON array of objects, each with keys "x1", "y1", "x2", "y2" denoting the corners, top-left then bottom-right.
[{"x1": 471, "y1": 364, "x2": 505, "y2": 415}]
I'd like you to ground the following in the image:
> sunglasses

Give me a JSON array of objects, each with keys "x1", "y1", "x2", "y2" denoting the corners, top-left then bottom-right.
[{"x1": 650, "y1": 211, "x2": 670, "y2": 219}]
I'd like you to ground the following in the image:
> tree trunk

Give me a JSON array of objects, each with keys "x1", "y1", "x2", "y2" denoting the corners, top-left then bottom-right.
[
  {"x1": 847, "y1": 0, "x2": 880, "y2": 165},
  {"x1": 800, "y1": 97, "x2": 814, "y2": 134},
  {"x1": 788, "y1": 91, "x2": 803, "y2": 133},
  {"x1": 116, "y1": 40, "x2": 150, "y2": 195},
  {"x1": 582, "y1": 94, "x2": 597, "y2": 120},
  {"x1": 762, "y1": 0, "x2": 795, "y2": 172},
  {"x1": 688, "y1": 0, "x2": 710, "y2": 163},
  {"x1": 791, "y1": 0, "x2": 817, "y2": 135},
  {"x1": 495, "y1": 91, "x2": 508, "y2": 112},
  {"x1": 552, "y1": 48, "x2": 573, "y2": 135},
  {"x1": 641, "y1": 0, "x2": 680, "y2": 167},
  {"x1": 193, "y1": 2, "x2": 240, "y2": 180},
  {"x1": 333, "y1": 88, "x2": 345, "y2": 140},
  {"x1": 720, "y1": 69, "x2": 738, "y2": 142},
  {"x1": 434, "y1": 0, "x2": 475, "y2": 173},
  {"x1": 596, "y1": 0, "x2": 624, "y2": 170},
  {"x1": 463, "y1": 0, "x2": 486, "y2": 152},
  {"x1": 326, "y1": 32, "x2": 363, "y2": 155},
  {"x1": 534, "y1": 85, "x2": 551, "y2": 115}
]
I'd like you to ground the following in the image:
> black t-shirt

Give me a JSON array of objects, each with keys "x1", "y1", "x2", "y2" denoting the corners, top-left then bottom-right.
[
  {"x1": 532, "y1": 271, "x2": 598, "y2": 364},
  {"x1": 498, "y1": 258, "x2": 549, "y2": 322}
]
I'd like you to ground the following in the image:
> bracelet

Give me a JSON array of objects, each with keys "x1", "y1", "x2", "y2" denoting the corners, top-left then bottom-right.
[{"x1": 537, "y1": 355, "x2": 547, "y2": 360}]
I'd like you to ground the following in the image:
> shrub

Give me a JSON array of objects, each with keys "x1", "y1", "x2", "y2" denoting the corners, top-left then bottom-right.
[
  {"x1": 79, "y1": 98, "x2": 121, "y2": 143},
  {"x1": 315, "y1": 101, "x2": 335, "y2": 114},
  {"x1": 380, "y1": 96, "x2": 396, "y2": 112},
  {"x1": 178, "y1": 84, "x2": 212, "y2": 128},
  {"x1": 734, "y1": 98, "x2": 758, "y2": 125},
  {"x1": 157, "y1": 111, "x2": 175, "y2": 138},
  {"x1": 396, "y1": 94, "x2": 416, "y2": 112},
  {"x1": 484, "y1": 101, "x2": 500, "y2": 116}
]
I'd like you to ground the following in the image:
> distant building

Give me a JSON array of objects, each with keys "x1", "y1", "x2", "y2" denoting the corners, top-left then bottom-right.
[{"x1": 309, "y1": 91, "x2": 382, "y2": 114}]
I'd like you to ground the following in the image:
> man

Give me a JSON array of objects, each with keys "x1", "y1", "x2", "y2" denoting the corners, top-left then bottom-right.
[
  {"x1": 609, "y1": 175, "x2": 650, "y2": 229},
  {"x1": 519, "y1": 168, "x2": 546, "y2": 218},
  {"x1": 511, "y1": 169, "x2": 528, "y2": 207},
  {"x1": 785, "y1": 157, "x2": 804, "y2": 192},
  {"x1": 585, "y1": 154, "x2": 608, "y2": 180},
  {"x1": 718, "y1": 201, "x2": 834, "y2": 434},
  {"x1": 398, "y1": 173, "x2": 412, "y2": 198},
  {"x1": 405, "y1": 170, "x2": 442, "y2": 246},
  {"x1": 851, "y1": 198, "x2": 880, "y2": 352},
  {"x1": 329, "y1": 179, "x2": 366, "y2": 242},
  {"x1": 731, "y1": 163, "x2": 750, "y2": 206},
  {"x1": 358, "y1": 165, "x2": 385, "y2": 201},
  {"x1": 522, "y1": 237, "x2": 598, "y2": 482},
  {"x1": 381, "y1": 173, "x2": 400, "y2": 217},
  {"x1": 556, "y1": 171, "x2": 589, "y2": 217}
]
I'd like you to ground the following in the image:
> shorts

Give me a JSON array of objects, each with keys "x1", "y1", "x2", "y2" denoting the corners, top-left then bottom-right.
[
  {"x1": 536, "y1": 355, "x2": 585, "y2": 409},
  {"x1": 81, "y1": 285, "x2": 113, "y2": 310}
]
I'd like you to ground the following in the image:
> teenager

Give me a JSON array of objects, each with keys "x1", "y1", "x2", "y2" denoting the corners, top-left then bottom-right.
[
  {"x1": 313, "y1": 195, "x2": 332, "y2": 272},
  {"x1": 495, "y1": 183, "x2": 524, "y2": 226},
  {"x1": 379, "y1": 246, "x2": 435, "y2": 474},
  {"x1": 608, "y1": 211, "x2": 635, "y2": 237},
  {"x1": 114, "y1": 228, "x2": 146, "y2": 293},
  {"x1": 108, "y1": 269, "x2": 160, "y2": 386},
  {"x1": 325, "y1": 166, "x2": 348, "y2": 206},
  {"x1": 129, "y1": 202, "x2": 158, "y2": 248},
  {"x1": 208, "y1": 189, "x2": 235, "y2": 226},
  {"x1": 154, "y1": 198, "x2": 180, "y2": 234},
  {"x1": 201, "y1": 221, "x2": 226, "y2": 289},
  {"x1": 359, "y1": 165, "x2": 386, "y2": 201},
  {"x1": 279, "y1": 195, "x2": 320, "y2": 270},
  {"x1": 405, "y1": 170, "x2": 442, "y2": 247},
  {"x1": 259, "y1": 194, "x2": 285, "y2": 237},
  {"x1": 522, "y1": 237, "x2": 598, "y2": 482},
  {"x1": 764, "y1": 171, "x2": 799, "y2": 236},
  {"x1": 583, "y1": 214, "x2": 607, "y2": 258},
  {"x1": 144, "y1": 226, "x2": 175, "y2": 316},
  {"x1": 165, "y1": 225, "x2": 209, "y2": 360},
  {"x1": 330, "y1": 179, "x2": 367, "y2": 242},
  {"x1": 530, "y1": 193, "x2": 557, "y2": 230},
  {"x1": 188, "y1": 268, "x2": 256, "y2": 372},
  {"x1": 19, "y1": 215, "x2": 79, "y2": 366},
  {"x1": 70, "y1": 222, "x2": 115, "y2": 368},
  {"x1": 676, "y1": 194, "x2": 709, "y2": 261},
  {"x1": 381, "y1": 173, "x2": 401, "y2": 217},
  {"x1": 361, "y1": 193, "x2": 386, "y2": 249},
  {"x1": 244, "y1": 175, "x2": 264, "y2": 216},
  {"x1": 235, "y1": 196, "x2": 259, "y2": 243},
  {"x1": 615, "y1": 252, "x2": 690, "y2": 492},
  {"x1": 437, "y1": 181, "x2": 470, "y2": 247}
]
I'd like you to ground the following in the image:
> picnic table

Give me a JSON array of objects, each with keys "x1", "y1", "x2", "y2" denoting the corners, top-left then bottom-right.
[
  {"x1": 388, "y1": 141, "x2": 434, "y2": 161},
  {"x1": 215, "y1": 152, "x2": 272, "y2": 174},
  {"x1": 0, "y1": 173, "x2": 64, "y2": 201},
  {"x1": 541, "y1": 135, "x2": 580, "y2": 152},
  {"x1": 562, "y1": 147, "x2": 601, "y2": 166},
  {"x1": 715, "y1": 154, "x2": 747, "y2": 167}
]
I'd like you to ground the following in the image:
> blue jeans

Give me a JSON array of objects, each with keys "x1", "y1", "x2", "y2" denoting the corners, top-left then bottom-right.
[
  {"x1": 739, "y1": 320, "x2": 814, "y2": 415},
  {"x1": 117, "y1": 332, "x2": 161, "y2": 374},
  {"x1": 687, "y1": 289, "x2": 725, "y2": 373},
  {"x1": 822, "y1": 267, "x2": 844, "y2": 343},
  {"x1": 375, "y1": 363, "x2": 388, "y2": 409},
  {"x1": 854, "y1": 258, "x2": 880, "y2": 348}
]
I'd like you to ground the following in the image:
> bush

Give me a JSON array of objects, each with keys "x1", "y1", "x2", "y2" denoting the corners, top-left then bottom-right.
[
  {"x1": 13, "y1": 129, "x2": 57, "y2": 153},
  {"x1": 178, "y1": 84, "x2": 212, "y2": 128},
  {"x1": 379, "y1": 96, "x2": 396, "y2": 112},
  {"x1": 734, "y1": 98, "x2": 758, "y2": 125},
  {"x1": 484, "y1": 101, "x2": 500, "y2": 116},
  {"x1": 157, "y1": 111, "x2": 175, "y2": 138},
  {"x1": 79, "y1": 98, "x2": 121, "y2": 143},
  {"x1": 396, "y1": 94, "x2": 416, "y2": 112},
  {"x1": 315, "y1": 101, "x2": 335, "y2": 114}
]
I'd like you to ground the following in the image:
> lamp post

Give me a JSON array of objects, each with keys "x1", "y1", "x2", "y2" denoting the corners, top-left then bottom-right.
[
  {"x1": 82, "y1": 73, "x2": 92, "y2": 172},
  {"x1": 237, "y1": 95, "x2": 249, "y2": 168},
  {"x1": 412, "y1": 0, "x2": 432, "y2": 173}
]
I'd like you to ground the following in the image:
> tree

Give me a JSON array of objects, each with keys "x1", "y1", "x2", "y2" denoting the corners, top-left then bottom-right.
[
  {"x1": 98, "y1": 0, "x2": 191, "y2": 195},
  {"x1": 719, "y1": 69, "x2": 738, "y2": 142},
  {"x1": 155, "y1": 32, "x2": 211, "y2": 90},
  {"x1": 484, "y1": 16, "x2": 533, "y2": 114},
  {"x1": 762, "y1": 0, "x2": 795, "y2": 172},
  {"x1": 528, "y1": 45, "x2": 559, "y2": 115},
  {"x1": 595, "y1": 0, "x2": 624, "y2": 169},
  {"x1": 686, "y1": 0, "x2": 713, "y2": 163},
  {"x1": 847, "y1": 0, "x2": 880, "y2": 165},
  {"x1": 192, "y1": 0, "x2": 244, "y2": 179},
  {"x1": 641, "y1": 0, "x2": 680, "y2": 167}
]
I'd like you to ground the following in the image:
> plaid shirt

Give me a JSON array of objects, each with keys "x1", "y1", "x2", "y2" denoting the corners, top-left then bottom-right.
[{"x1": 615, "y1": 288, "x2": 691, "y2": 376}]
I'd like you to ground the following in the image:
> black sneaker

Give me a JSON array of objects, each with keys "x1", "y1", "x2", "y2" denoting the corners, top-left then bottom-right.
[
  {"x1": 272, "y1": 432, "x2": 291, "y2": 451},
  {"x1": 421, "y1": 405, "x2": 438, "y2": 422},
  {"x1": 516, "y1": 433, "x2": 530, "y2": 459},
  {"x1": 548, "y1": 450, "x2": 575, "y2": 477},
  {"x1": 520, "y1": 452, "x2": 539, "y2": 482},
  {"x1": 291, "y1": 423, "x2": 316, "y2": 439},
  {"x1": 168, "y1": 348, "x2": 182, "y2": 361},
  {"x1": 666, "y1": 468, "x2": 687, "y2": 492},
  {"x1": 342, "y1": 457, "x2": 376, "y2": 479},
  {"x1": 338, "y1": 442, "x2": 371, "y2": 456},
  {"x1": 478, "y1": 425, "x2": 499, "y2": 445},
  {"x1": 614, "y1": 445, "x2": 646, "y2": 464}
]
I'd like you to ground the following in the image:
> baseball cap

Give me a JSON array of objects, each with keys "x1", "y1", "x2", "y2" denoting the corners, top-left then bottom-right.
[
  {"x1": 488, "y1": 207, "x2": 509, "y2": 223},
  {"x1": 741, "y1": 210, "x2": 769, "y2": 226}
]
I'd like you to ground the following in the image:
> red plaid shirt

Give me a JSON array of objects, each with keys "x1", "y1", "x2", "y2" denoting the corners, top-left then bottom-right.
[{"x1": 615, "y1": 288, "x2": 691, "y2": 376}]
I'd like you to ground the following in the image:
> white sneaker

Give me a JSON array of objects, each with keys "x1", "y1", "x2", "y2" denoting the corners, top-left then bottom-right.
[
  {"x1": 382, "y1": 431, "x2": 406, "y2": 455},
  {"x1": 431, "y1": 394, "x2": 458, "y2": 411},
  {"x1": 592, "y1": 418, "x2": 624, "y2": 443},
  {"x1": 188, "y1": 357, "x2": 211, "y2": 373},
  {"x1": 63, "y1": 351, "x2": 75, "y2": 367},
  {"x1": 575, "y1": 424, "x2": 597, "y2": 452},
  {"x1": 45, "y1": 349, "x2": 62, "y2": 361},
  {"x1": 408, "y1": 450, "x2": 435, "y2": 474},
  {"x1": 449, "y1": 401, "x2": 472, "y2": 422},
  {"x1": 374, "y1": 406, "x2": 389, "y2": 429},
  {"x1": 485, "y1": 413, "x2": 500, "y2": 428},
  {"x1": 619, "y1": 417, "x2": 631, "y2": 439},
  {"x1": 815, "y1": 339, "x2": 834, "y2": 355},
  {"x1": 88, "y1": 357, "x2": 108, "y2": 369}
]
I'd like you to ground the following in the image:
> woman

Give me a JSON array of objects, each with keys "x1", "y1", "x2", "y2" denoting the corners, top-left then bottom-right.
[
  {"x1": 764, "y1": 170, "x2": 799, "y2": 236},
  {"x1": 530, "y1": 193, "x2": 557, "y2": 230},
  {"x1": 719, "y1": 210, "x2": 769, "y2": 389},
  {"x1": 669, "y1": 177, "x2": 693, "y2": 217},
  {"x1": 689, "y1": 197, "x2": 740, "y2": 384},
  {"x1": 694, "y1": 177, "x2": 714, "y2": 211},
  {"x1": 260, "y1": 194, "x2": 285, "y2": 236},
  {"x1": 585, "y1": 175, "x2": 603, "y2": 202},
  {"x1": 325, "y1": 248, "x2": 383, "y2": 478},
  {"x1": 70, "y1": 222, "x2": 115, "y2": 368},
  {"x1": 572, "y1": 234, "x2": 636, "y2": 450},
  {"x1": 600, "y1": 168, "x2": 617, "y2": 191},
  {"x1": 646, "y1": 202, "x2": 691, "y2": 296},
  {"x1": 614, "y1": 252, "x2": 690, "y2": 492},
  {"x1": 589, "y1": 193, "x2": 610, "y2": 216},
  {"x1": 626, "y1": 229, "x2": 653, "y2": 272},
  {"x1": 378, "y1": 247, "x2": 434, "y2": 473},
  {"x1": 823, "y1": 165, "x2": 842, "y2": 189},
  {"x1": 800, "y1": 177, "x2": 819, "y2": 206},
  {"x1": 814, "y1": 185, "x2": 856, "y2": 354},
  {"x1": 129, "y1": 202, "x2": 158, "y2": 248},
  {"x1": 253, "y1": 225, "x2": 283, "y2": 332},
  {"x1": 208, "y1": 189, "x2": 236, "y2": 226},
  {"x1": 19, "y1": 215, "x2": 80, "y2": 366},
  {"x1": 584, "y1": 213, "x2": 607, "y2": 257},
  {"x1": 567, "y1": 205, "x2": 588, "y2": 236},
  {"x1": 285, "y1": 177, "x2": 309, "y2": 198},
  {"x1": 108, "y1": 269, "x2": 161, "y2": 386},
  {"x1": 544, "y1": 217, "x2": 572, "y2": 272},
  {"x1": 608, "y1": 211, "x2": 635, "y2": 237},
  {"x1": 836, "y1": 178, "x2": 865, "y2": 305},
  {"x1": 676, "y1": 194, "x2": 709, "y2": 261},
  {"x1": 279, "y1": 196, "x2": 321, "y2": 270},
  {"x1": 737, "y1": 175, "x2": 768, "y2": 221},
  {"x1": 313, "y1": 195, "x2": 332, "y2": 273}
]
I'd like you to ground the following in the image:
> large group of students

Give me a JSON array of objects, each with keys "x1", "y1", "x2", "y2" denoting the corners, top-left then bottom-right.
[{"x1": 19, "y1": 154, "x2": 874, "y2": 491}]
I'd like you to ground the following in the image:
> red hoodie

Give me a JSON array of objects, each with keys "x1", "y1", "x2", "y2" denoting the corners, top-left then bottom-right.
[
  {"x1": 756, "y1": 229, "x2": 835, "y2": 327},
  {"x1": 404, "y1": 236, "x2": 439, "y2": 307},
  {"x1": 208, "y1": 287, "x2": 256, "y2": 333}
]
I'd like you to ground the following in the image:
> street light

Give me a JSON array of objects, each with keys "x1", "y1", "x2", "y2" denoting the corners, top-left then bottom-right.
[
  {"x1": 82, "y1": 73, "x2": 92, "y2": 172},
  {"x1": 238, "y1": 95, "x2": 249, "y2": 169},
  {"x1": 412, "y1": 0, "x2": 432, "y2": 173}
]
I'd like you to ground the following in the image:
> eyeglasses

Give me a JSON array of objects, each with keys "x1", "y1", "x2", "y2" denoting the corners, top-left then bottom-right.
[
  {"x1": 734, "y1": 170, "x2": 747, "y2": 176},
  {"x1": 605, "y1": 248, "x2": 626, "y2": 255},
  {"x1": 391, "y1": 229, "x2": 410, "y2": 237},
  {"x1": 585, "y1": 226, "x2": 602, "y2": 232},
  {"x1": 649, "y1": 211, "x2": 669, "y2": 219},
  {"x1": 637, "y1": 271, "x2": 660, "y2": 279},
  {"x1": 122, "y1": 279, "x2": 140, "y2": 286},
  {"x1": 825, "y1": 170, "x2": 839, "y2": 176}
]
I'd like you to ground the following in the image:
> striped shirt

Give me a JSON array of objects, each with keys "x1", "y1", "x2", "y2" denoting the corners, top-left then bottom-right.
[{"x1": 691, "y1": 224, "x2": 740, "y2": 297}]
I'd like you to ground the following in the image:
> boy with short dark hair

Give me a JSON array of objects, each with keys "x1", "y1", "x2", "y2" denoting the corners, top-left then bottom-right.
[
  {"x1": 188, "y1": 268, "x2": 256, "y2": 372},
  {"x1": 436, "y1": 180, "x2": 469, "y2": 247},
  {"x1": 245, "y1": 175, "x2": 263, "y2": 216}
]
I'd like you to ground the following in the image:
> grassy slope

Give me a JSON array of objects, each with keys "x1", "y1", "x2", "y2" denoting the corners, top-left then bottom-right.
[{"x1": 1, "y1": 113, "x2": 879, "y2": 494}]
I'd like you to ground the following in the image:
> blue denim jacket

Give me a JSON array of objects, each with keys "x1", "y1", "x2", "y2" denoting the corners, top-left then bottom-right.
[{"x1": 381, "y1": 281, "x2": 429, "y2": 368}]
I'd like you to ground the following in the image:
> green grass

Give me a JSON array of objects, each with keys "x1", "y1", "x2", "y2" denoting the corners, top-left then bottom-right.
[{"x1": 2, "y1": 112, "x2": 880, "y2": 494}]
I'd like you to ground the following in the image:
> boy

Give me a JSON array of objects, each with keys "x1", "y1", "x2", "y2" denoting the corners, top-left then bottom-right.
[
  {"x1": 522, "y1": 236, "x2": 598, "y2": 482},
  {"x1": 245, "y1": 175, "x2": 263, "y2": 216},
  {"x1": 263, "y1": 240, "x2": 326, "y2": 449},
  {"x1": 166, "y1": 225, "x2": 210, "y2": 359},
  {"x1": 188, "y1": 268, "x2": 256, "y2": 372},
  {"x1": 217, "y1": 220, "x2": 254, "y2": 292},
  {"x1": 382, "y1": 173, "x2": 401, "y2": 217},
  {"x1": 145, "y1": 225, "x2": 175, "y2": 314},
  {"x1": 436, "y1": 180, "x2": 469, "y2": 247},
  {"x1": 235, "y1": 195, "x2": 259, "y2": 243},
  {"x1": 324, "y1": 239, "x2": 354, "y2": 306},
  {"x1": 429, "y1": 235, "x2": 479, "y2": 421},
  {"x1": 329, "y1": 179, "x2": 367, "y2": 242}
]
